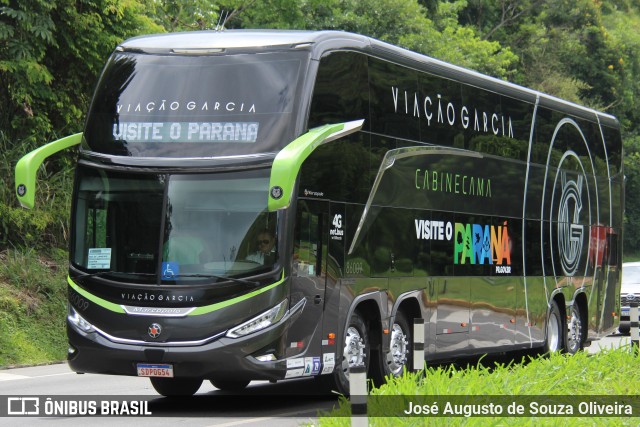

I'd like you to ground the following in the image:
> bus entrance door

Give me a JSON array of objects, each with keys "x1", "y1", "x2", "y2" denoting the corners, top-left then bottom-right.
[{"x1": 287, "y1": 199, "x2": 329, "y2": 363}]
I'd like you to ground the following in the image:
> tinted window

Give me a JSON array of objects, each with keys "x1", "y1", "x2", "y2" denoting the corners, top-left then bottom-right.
[
  {"x1": 72, "y1": 166, "x2": 279, "y2": 284},
  {"x1": 84, "y1": 51, "x2": 309, "y2": 157}
]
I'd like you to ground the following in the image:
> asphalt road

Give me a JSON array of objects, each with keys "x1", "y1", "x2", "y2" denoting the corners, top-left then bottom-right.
[
  {"x1": 586, "y1": 332, "x2": 631, "y2": 354},
  {"x1": 0, "y1": 333, "x2": 630, "y2": 426},
  {"x1": 0, "y1": 365, "x2": 339, "y2": 427}
]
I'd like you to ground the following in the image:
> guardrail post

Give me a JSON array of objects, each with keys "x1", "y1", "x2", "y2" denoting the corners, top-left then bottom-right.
[
  {"x1": 413, "y1": 318, "x2": 425, "y2": 372},
  {"x1": 631, "y1": 301, "x2": 639, "y2": 353},
  {"x1": 349, "y1": 365, "x2": 367, "y2": 427}
]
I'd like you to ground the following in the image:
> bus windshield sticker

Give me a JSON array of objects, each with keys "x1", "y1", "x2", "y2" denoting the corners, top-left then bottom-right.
[
  {"x1": 87, "y1": 248, "x2": 112, "y2": 269},
  {"x1": 112, "y1": 122, "x2": 259, "y2": 143},
  {"x1": 161, "y1": 262, "x2": 180, "y2": 280}
]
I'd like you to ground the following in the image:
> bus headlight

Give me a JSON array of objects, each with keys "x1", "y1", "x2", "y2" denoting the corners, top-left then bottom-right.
[
  {"x1": 68, "y1": 305, "x2": 95, "y2": 333},
  {"x1": 226, "y1": 299, "x2": 288, "y2": 338}
]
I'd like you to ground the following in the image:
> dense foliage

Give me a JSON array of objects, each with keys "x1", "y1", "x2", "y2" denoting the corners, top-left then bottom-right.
[
  {"x1": 0, "y1": 0, "x2": 161, "y2": 249},
  {"x1": 1, "y1": 0, "x2": 639, "y2": 254}
]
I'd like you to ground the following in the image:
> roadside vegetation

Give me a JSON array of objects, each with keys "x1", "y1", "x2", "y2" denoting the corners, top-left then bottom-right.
[
  {"x1": 0, "y1": 247, "x2": 67, "y2": 366},
  {"x1": 317, "y1": 347, "x2": 640, "y2": 426},
  {"x1": 2, "y1": 0, "x2": 640, "y2": 368}
]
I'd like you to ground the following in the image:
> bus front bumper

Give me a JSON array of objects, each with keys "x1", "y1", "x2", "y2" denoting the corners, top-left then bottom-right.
[{"x1": 67, "y1": 299, "x2": 306, "y2": 382}]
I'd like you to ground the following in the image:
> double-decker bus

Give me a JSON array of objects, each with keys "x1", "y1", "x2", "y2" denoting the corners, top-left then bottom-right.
[{"x1": 15, "y1": 30, "x2": 623, "y2": 396}]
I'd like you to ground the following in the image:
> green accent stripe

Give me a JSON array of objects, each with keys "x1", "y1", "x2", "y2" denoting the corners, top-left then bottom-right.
[
  {"x1": 189, "y1": 272, "x2": 286, "y2": 316},
  {"x1": 16, "y1": 133, "x2": 82, "y2": 209},
  {"x1": 68, "y1": 276, "x2": 125, "y2": 314},
  {"x1": 268, "y1": 123, "x2": 344, "y2": 211},
  {"x1": 67, "y1": 272, "x2": 286, "y2": 316}
]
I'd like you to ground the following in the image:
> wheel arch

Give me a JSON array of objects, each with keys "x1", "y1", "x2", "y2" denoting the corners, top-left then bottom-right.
[
  {"x1": 572, "y1": 291, "x2": 588, "y2": 321},
  {"x1": 391, "y1": 290, "x2": 424, "y2": 326},
  {"x1": 343, "y1": 291, "x2": 386, "y2": 353},
  {"x1": 550, "y1": 289, "x2": 567, "y2": 321},
  {"x1": 571, "y1": 290, "x2": 589, "y2": 346}
]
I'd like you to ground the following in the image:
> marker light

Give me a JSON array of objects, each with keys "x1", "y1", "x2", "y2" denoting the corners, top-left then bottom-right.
[
  {"x1": 171, "y1": 48, "x2": 225, "y2": 55},
  {"x1": 226, "y1": 299, "x2": 288, "y2": 338},
  {"x1": 68, "y1": 305, "x2": 95, "y2": 333}
]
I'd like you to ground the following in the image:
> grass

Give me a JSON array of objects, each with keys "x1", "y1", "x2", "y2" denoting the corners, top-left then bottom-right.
[
  {"x1": 0, "y1": 247, "x2": 68, "y2": 367},
  {"x1": 624, "y1": 252, "x2": 640, "y2": 263},
  {"x1": 316, "y1": 347, "x2": 640, "y2": 426}
]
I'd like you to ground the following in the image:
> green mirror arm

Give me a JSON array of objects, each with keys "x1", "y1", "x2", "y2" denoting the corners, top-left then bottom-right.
[
  {"x1": 15, "y1": 133, "x2": 82, "y2": 209},
  {"x1": 268, "y1": 120, "x2": 364, "y2": 211}
]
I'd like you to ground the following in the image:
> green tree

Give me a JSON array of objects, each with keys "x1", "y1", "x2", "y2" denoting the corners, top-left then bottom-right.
[
  {"x1": 623, "y1": 138, "x2": 640, "y2": 256},
  {"x1": 0, "y1": 0, "x2": 161, "y2": 249},
  {"x1": 461, "y1": 0, "x2": 624, "y2": 107},
  {"x1": 214, "y1": 0, "x2": 518, "y2": 79},
  {"x1": 151, "y1": 0, "x2": 223, "y2": 31}
]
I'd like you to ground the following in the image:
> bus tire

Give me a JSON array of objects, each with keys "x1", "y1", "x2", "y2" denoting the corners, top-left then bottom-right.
[
  {"x1": 150, "y1": 377, "x2": 203, "y2": 396},
  {"x1": 566, "y1": 303, "x2": 585, "y2": 354},
  {"x1": 209, "y1": 379, "x2": 250, "y2": 391},
  {"x1": 321, "y1": 310, "x2": 369, "y2": 395},
  {"x1": 544, "y1": 300, "x2": 565, "y2": 354},
  {"x1": 373, "y1": 311, "x2": 412, "y2": 385}
]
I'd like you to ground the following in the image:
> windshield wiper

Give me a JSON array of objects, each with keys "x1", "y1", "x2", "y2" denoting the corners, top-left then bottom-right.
[
  {"x1": 73, "y1": 271, "x2": 157, "y2": 279},
  {"x1": 71, "y1": 270, "x2": 259, "y2": 287},
  {"x1": 165, "y1": 273, "x2": 259, "y2": 287}
]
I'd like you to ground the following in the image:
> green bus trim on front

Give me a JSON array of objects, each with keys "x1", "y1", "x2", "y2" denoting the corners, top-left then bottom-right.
[
  {"x1": 68, "y1": 276, "x2": 125, "y2": 314},
  {"x1": 189, "y1": 272, "x2": 286, "y2": 316},
  {"x1": 268, "y1": 123, "x2": 345, "y2": 211},
  {"x1": 67, "y1": 272, "x2": 286, "y2": 316},
  {"x1": 15, "y1": 133, "x2": 83, "y2": 209}
]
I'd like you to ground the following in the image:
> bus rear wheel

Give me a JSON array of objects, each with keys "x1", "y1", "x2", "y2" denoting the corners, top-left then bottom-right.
[
  {"x1": 321, "y1": 310, "x2": 369, "y2": 395},
  {"x1": 372, "y1": 311, "x2": 412, "y2": 386},
  {"x1": 150, "y1": 377, "x2": 203, "y2": 396},
  {"x1": 566, "y1": 303, "x2": 584, "y2": 354},
  {"x1": 544, "y1": 300, "x2": 565, "y2": 354},
  {"x1": 386, "y1": 312, "x2": 412, "y2": 376}
]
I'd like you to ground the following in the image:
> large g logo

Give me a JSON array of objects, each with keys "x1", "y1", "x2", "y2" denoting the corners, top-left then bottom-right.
[
  {"x1": 541, "y1": 118, "x2": 597, "y2": 280},
  {"x1": 556, "y1": 171, "x2": 584, "y2": 276}
]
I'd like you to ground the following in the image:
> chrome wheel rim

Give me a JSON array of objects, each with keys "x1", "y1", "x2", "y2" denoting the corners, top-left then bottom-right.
[
  {"x1": 567, "y1": 307, "x2": 582, "y2": 352},
  {"x1": 342, "y1": 326, "x2": 365, "y2": 379},
  {"x1": 547, "y1": 311, "x2": 560, "y2": 351},
  {"x1": 387, "y1": 322, "x2": 408, "y2": 375}
]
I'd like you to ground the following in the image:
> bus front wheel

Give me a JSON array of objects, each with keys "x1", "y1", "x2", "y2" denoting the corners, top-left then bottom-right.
[{"x1": 150, "y1": 377, "x2": 203, "y2": 396}]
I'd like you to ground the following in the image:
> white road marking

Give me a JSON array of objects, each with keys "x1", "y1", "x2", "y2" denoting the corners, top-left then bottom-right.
[
  {"x1": 0, "y1": 373, "x2": 30, "y2": 381},
  {"x1": 208, "y1": 410, "x2": 315, "y2": 427},
  {"x1": 0, "y1": 371, "x2": 74, "y2": 381}
]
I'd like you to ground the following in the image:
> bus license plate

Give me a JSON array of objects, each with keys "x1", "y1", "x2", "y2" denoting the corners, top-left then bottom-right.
[{"x1": 137, "y1": 363, "x2": 174, "y2": 378}]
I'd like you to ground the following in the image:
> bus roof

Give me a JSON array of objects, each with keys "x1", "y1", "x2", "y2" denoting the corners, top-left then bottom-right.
[{"x1": 118, "y1": 30, "x2": 618, "y2": 128}]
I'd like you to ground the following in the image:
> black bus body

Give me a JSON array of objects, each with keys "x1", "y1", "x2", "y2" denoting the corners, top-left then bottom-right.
[{"x1": 17, "y1": 30, "x2": 623, "y2": 396}]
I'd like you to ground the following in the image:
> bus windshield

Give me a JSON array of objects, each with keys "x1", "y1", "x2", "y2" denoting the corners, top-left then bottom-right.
[
  {"x1": 72, "y1": 165, "x2": 278, "y2": 284},
  {"x1": 82, "y1": 50, "x2": 308, "y2": 157}
]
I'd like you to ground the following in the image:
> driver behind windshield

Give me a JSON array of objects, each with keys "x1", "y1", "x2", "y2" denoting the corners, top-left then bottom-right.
[{"x1": 246, "y1": 229, "x2": 276, "y2": 265}]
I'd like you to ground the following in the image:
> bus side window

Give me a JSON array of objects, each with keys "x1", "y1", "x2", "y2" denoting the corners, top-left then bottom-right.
[
  {"x1": 294, "y1": 203, "x2": 321, "y2": 277},
  {"x1": 75, "y1": 199, "x2": 109, "y2": 268}
]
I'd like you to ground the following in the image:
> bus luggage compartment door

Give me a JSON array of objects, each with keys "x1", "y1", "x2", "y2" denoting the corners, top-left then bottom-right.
[{"x1": 435, "y1": 278, "x2": 470, "y2": 353}]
